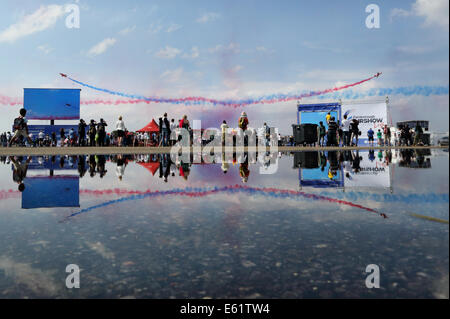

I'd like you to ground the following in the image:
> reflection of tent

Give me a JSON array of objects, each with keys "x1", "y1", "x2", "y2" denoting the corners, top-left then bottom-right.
[
  {"x1": 137, "y1": 119, "x2": 159, "y2": 133},
  {"x1": 137, "y1": 161, "x2": 160, "y2": 175}
]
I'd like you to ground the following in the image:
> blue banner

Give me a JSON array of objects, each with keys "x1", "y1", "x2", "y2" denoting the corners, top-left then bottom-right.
[{"x1": 24, "y1": 88, "x2": 80, "y2": 120}]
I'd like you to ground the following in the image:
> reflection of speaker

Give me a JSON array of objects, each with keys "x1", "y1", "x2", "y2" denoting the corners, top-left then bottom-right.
[
  {"x1": 293, "y1": 152, "x2": 319, "y2": 169},
  {"x1": 292, "y1": 124, "x2": 318, "y2": 145}
]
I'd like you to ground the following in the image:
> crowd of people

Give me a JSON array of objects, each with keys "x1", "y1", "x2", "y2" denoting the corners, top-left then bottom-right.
[{"x1": 1, "y1": 108, "x2": 427, "y2": 148}]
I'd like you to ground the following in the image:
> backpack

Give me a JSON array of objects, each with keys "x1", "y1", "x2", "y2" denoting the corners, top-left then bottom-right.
[
  {"x1": 239, "y1": 117, "x2": 247, "y2": 129},
  {"x1": 13, "y1": 117, "x2": 25, "y2": 131}
]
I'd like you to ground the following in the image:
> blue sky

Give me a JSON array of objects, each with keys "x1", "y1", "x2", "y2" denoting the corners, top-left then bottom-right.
[{"x1": 0, "y1": 0, "x2": 448, "y2": 133}]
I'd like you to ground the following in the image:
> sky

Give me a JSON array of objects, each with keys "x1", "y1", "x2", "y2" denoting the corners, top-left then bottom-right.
[{"x1": 0, "y1": 0, "x2": 448, "y2": 134}]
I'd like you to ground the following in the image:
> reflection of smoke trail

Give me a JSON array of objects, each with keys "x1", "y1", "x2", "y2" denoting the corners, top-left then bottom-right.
[
  {"x1": 79, "y1": 189, "x2": 449, "y2": 204},
  {"x1": 317, "y1": 86, "x2": 449, "y2": 100},
  {"x1": 64, "y1": 185, "x2": 387, "y2": 221},
  {"x1": 2, "y1": 188, "x2": 448, "y2": 205},
  {"x1": 64, "y1": 74, "x2": 380, "y2": 107}
]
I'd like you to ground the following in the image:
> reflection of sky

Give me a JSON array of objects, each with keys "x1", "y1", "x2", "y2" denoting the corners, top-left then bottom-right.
[{"x1": 0, "y1": 150, "x2": 448, "y2": 298}]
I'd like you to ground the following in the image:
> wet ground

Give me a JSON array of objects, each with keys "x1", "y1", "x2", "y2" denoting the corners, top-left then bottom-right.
[{"x1": 0, "y1": 149, "x2": 448, "y2": 298}]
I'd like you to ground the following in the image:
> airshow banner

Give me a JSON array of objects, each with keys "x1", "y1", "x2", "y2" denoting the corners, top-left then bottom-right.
[{"x1": 341, "y1": 102, "x2": 388, "y2": 145}]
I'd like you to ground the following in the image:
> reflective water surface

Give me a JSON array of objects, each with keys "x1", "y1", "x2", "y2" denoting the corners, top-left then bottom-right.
[{"x1": 0, "y1": 149, "x2": 448, "y2": 298}]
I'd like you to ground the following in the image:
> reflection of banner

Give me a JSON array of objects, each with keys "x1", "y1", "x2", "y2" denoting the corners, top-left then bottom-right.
[
  {"x1": 341, "y1": 102, "x2": 388, "y2": 145},
  {"x1": 24, "y1": 88, "x2": 80, "y2": 120},
  {"x1": 343, "y1": 159, "x2": 390, "y2": 188},
  {"x1": 11, "y1": 155, "x2": 79, "y2": 171},
  {"x1": 22, "y1": 176, "x2": 79, "y2": 209}
]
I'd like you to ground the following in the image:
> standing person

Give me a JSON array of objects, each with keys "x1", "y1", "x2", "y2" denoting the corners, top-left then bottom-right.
[
  {"x1": 326, "y1": 112, "x2": 331, "y2": 125},
  {"x1": 384, "y1": 125, "x2": 391, "y2": 146},
  {"x1": 116, "y1": 116, "x2": 126, "y2": 147},
  {"x1": 262, "y1": 122, "x2": 270, "y2": 146},
  {"x1": 238, "y1": 112, "x2": 249, "y2": 131},
  {"x1": 414, "y1": 123, "x2": 423, "y2": 146},
  {"x1": 327, "y1": 117, "x2": 338, "y2": 146},
  {"x1": 318, "y1": 121, "x2": 326, "y2": 147},
  {"x1": 78, "y1": 119, "x2": 87, "y2": 146},
  {"x1": 51, "y1": 131, "x2": 57, "y2": 147},
  {"x1": 377, "y1": 129, "x2": 383, "y2": 146},
  {"x1": 221, "y1": 120, "x2": 229, "y2": 146},
  {"x1": 9, "y1": 108, "x2": 33, "y2": 147},
  {"x1": 159, "y1": 113, "x2": 171, "y2": 147},
  {"x1": 97, "y1": 119, "x2": 107, "y2": 146},
  {"x1": 350, "y1": 119, "x2": 360, "y2": 146},
  {"x1": 170, "y1": 119, "x2": 177, "y2": 146},
  {"x1": 88, "y1": 120, "x2": 97, "y2": 146},
  {"x1": 238, "y1": 112, "x2": 249, "y2": 146},
  {"x1": 68, "y1": 128, "x2": 75, "y2": 146},
  {"x1": 341, "y1": 115, "x2": 351, "y2": 147},
  {"x1": 367, "y1": 127, "x2": 375, "y2": 146},
  {"x1": 60, "y1": 128, "x2": 66, "y2": 147},
  {"x1": 38, "y1": 130, "x2": 45, "y2": 147}
]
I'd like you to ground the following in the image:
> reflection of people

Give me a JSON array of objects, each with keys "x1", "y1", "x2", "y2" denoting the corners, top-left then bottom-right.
[
  {"x1": 10, "y1": 156, "x2": 31, "y2": 192},
  {"x1": 116, "y1": 155, "x2": 126, "y2": 181},
  {"x1": 77, "y1": 155, "x2": 87, "y2": 178},
  {"x1": 159, "y1": 154, "x2": 172, "y2": 182},
  {"x1": 239, "y1": 156, "x2": 250, "y2": 183}
]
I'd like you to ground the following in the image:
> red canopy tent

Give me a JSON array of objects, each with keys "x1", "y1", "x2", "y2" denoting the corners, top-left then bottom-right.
[
  {"x1": 137, "y1": 161, "x2": 160, "y2": 175},
  {"x1": 136, "y1": 119, "x2": 159, "y2": 133}
]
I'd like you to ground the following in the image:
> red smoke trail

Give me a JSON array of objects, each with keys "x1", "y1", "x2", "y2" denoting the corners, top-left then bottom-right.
[{"x1": 0, "y1": 94, "x2": 22, "y2": 106}]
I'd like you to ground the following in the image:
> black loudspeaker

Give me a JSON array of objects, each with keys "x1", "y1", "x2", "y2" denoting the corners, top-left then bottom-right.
[
  {"x1": 302, "y1": 124, "x2": 318, "y2": 144},
  {"x1": 292, "y1": 124, "x2": 318, "y2": 145}
]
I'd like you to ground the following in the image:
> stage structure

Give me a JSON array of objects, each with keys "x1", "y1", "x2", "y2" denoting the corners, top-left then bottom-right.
[{"x1": 297, "y1": 97, "x2": 390, "y2": 146}]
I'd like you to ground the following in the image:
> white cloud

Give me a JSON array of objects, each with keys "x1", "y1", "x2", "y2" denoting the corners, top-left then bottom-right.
[
  {"x1": 413, "y1": 0, "x2": 449, "y2": 30},
  {"x1": 87, "y1": 38, "x2": 117, "y2": 57},
  {"x1": 209, "y1": 42, "x2": 240, "y2": 54},
  {"x1": 230, "y1": 65, "x2": 243, "y2": 73},
  {"x1": 166, "y1": 23, "x2": 182, "y2": 33},
  {"x1": 0, "y1": 5, "x2": 65, "y2": 43},
  {"x1": 149, "y1": 22, "x2": 163, "y2": 34},
  {"x1": 395, "y1": 45, "x2": 433, "y2": 55},
  {"x1": 161, "y1": 68, "x2": 184, "y2": 83},
  {"x1": 119, "y1": 25, "x2": 136, "y2": 36},
  {"x1": 155, "y1": 46, "x2": 181, "y2": 59},
  {"x1": 302, "y1": 41, "x2": 348, "y2": 54},
  {"x1": 182, "y1": 46, "x2": 200, "y2": 59},
  {"x1": 196, "y1": 12, "x2": 220, "y2": 23},
  {"x1": 391, "y1": 0, "x2": 449, "y2": 31},
  {"x1": 37, "y1": 44, "x2": 53, "y2": 54}
]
